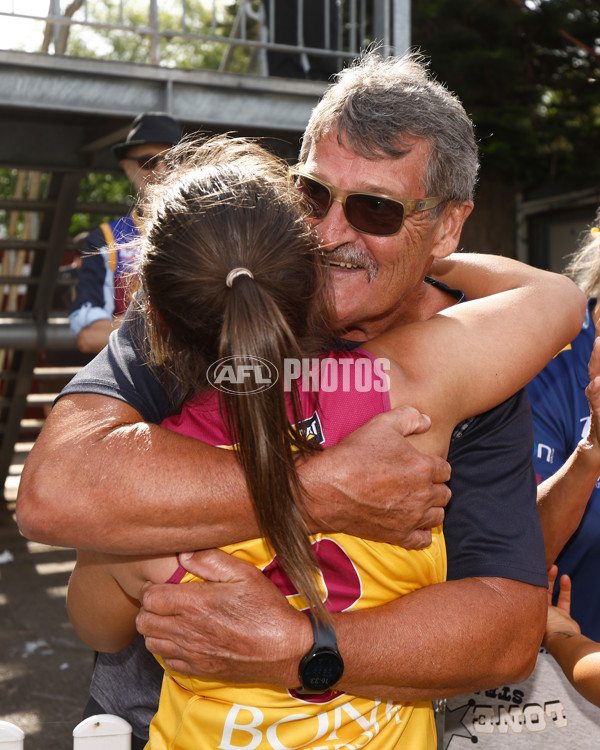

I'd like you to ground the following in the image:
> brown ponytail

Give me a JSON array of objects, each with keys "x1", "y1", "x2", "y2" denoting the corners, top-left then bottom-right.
[{"x1": 137, "y1": 135, "x2": 333, "y2": 621}]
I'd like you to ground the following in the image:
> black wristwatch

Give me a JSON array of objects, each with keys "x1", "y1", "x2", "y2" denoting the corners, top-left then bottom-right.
[{"x1": 297, "y1": 612, "x2": 344, "y2": 694}]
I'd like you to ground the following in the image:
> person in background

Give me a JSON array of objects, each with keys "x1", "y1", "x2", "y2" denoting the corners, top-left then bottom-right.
[
  {"x1": 66, "y1": 135, "x2": 584, "y2": 750},
  {"x1": 443, "y1": 218, "x2": 600, "y2": 748},
  {"x1": 69, "y1": 111, "x2": 183, "y2": 354},
  {"x1": 18, "y1": 52, "x2": 551, "y2": 750}
]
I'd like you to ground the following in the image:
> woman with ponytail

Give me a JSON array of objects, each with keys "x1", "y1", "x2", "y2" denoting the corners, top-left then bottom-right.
[{"x1": 66, "y1": 135, "x2": 585, "y2": 750}]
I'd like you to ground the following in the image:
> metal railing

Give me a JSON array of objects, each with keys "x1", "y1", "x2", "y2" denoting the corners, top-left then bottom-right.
[{"x1": 0, "y1": 0, "x2": 410, "y2": 75}]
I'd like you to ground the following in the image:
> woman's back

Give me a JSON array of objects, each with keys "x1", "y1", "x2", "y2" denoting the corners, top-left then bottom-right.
[{"x1": 153, "y1": 348, "x2": 444, "y2": 750}]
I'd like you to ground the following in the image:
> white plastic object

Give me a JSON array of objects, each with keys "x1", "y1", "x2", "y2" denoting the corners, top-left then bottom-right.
[
  {"x1": 0, "y1": 721, "x2": 24, "y2": 749},
  {"x1": 72, "y1": 714, "x2": 132, "y2": 749}
]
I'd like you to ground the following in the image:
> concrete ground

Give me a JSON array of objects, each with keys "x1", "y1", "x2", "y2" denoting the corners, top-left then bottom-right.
[{"x1": 0, "y1": 503, "x2": 95, "y2": 750}]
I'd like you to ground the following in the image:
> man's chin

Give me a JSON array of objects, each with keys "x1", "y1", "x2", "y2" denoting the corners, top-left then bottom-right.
[{"x1": 330, "y1": 308, "x2": 369, "y2": 342}]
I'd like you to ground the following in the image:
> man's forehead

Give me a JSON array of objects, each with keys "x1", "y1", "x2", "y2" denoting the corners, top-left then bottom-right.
[
  {"x1": 306, "y1": 133, "x2": 430, "y2": 193},
  {"x1": 309, "y1": 129, "x2": 428, "y2": 162}
]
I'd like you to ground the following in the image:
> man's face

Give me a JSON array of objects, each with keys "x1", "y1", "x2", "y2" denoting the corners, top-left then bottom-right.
[
  {"x1": 303, "y1": 131, "x2": 448, "y2": 339},
  {"x1": 119, "y1": 142, "x2": 171, "y2": 198}
]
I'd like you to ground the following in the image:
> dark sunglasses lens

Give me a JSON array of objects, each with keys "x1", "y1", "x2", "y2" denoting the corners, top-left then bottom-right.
[
  {"x1": 136, "y1": 155, "x2": 163, "y2": 170},
  {"x1": 295, "y1": 175, "x2": 331, "y2": 218},
  {"x1": 346, "y1": 194, "x2": 405, "y2": 235}
]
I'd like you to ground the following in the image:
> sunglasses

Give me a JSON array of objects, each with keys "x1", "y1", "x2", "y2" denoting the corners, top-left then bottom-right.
[
  {"x1": 124, "y1": 154, "x2": 166, "y2": 171},
  {"x1": 290, "y1": 166, "x2": 443, "y2": 237}
]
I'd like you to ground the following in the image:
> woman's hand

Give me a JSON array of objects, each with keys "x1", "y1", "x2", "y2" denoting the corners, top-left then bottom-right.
[{"x1": 544, "y1": 565, "x2": 581, "y2": 644}]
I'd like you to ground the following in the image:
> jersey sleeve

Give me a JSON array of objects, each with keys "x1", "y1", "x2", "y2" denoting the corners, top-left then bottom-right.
[
  {"x1": 69, "y1": 227, "x2": 114, "y2": 336},
  {"x1": 526, "y1": 356, "x2": 577, "y2": 485},
  {"x1": 59, "y1": 312, "x2": 174, "y2": 425},
  {"x1": 444, "y1": 389, "x2": 547, "y2": 587}
]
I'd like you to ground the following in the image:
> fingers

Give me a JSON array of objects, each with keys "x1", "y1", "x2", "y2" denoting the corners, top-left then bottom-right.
[
  {"x1": 547, "y1": 564, "x2": 558, "y2": 605},
  {"x1": 384, "y1": 406, "x2": 452, "y2": 484},
  {"x1": 402, "y1": 528, "x2": 433, "y2": 550},
  {"x1": 588, "y1": 335, "x2": 600, "y2": 381},
  {"x1": 584, "y1": 366, "x2": 600, "y2": 449},
  {"x1": 585, "y1": 375, "x2": 600, "y2": 417},
  {"x1": 138, "y1": 579, "x2": 209, "y2": 626},
  {"x1": 136, "y1": 580, "x2": 214, "y2": 665},
  {"x1": 547, "y1": 566, "x2": 572, "y2": 616},
  {"x1": 178, "y1": 547, "x2": 256, "y2": 583},
  {"x1": 388, "y1": 404, "x2": 432, "y2": 437},
  {"x1": 431, "y1": 464, "x2": 452, "y2": 500},
  {"x1": 142, "y1": 632, "x2": 203, "y2": 676},
  {"x1": 556, "y1": 573, "x2": 572, "y2": 615}
]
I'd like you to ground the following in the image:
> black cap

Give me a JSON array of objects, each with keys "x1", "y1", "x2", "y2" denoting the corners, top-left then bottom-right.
[{"x1": 112, "y1": 112, "x2": 183, "y2": 161}]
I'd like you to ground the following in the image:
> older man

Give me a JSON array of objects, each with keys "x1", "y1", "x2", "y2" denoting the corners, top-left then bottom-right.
[{"x1": 17, "y1": 53, "x2": 546, "y2": 750}]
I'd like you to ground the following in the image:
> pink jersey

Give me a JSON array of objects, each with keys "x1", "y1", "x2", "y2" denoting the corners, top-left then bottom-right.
[{"x1": 164, "y1": 349, "x2": 391, "y2": 449}]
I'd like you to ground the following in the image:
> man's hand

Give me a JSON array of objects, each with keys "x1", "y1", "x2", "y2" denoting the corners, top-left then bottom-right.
[
  {"x1": 139, "y1": 551, "x2": 544, "y2": 701},
  {"x1": 137, "y1": 549, "x2": 310, "y2": 685},
  {"x1": 302, "y1": 406, "x2": 451, "y2": 548}
]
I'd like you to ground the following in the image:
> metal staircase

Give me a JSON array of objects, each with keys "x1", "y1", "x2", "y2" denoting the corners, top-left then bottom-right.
[{"x1": 0, "y1": 169, "x2": 86, "y2": 508}]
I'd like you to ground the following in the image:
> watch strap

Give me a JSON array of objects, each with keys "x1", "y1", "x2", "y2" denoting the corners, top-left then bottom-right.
[{"x1": 306, "y1": 611, "x2": 339, "y2": 651}]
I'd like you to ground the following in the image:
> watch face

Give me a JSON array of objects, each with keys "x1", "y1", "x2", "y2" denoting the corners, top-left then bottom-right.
[{"x1": 300, "y1": 649, "x2": 344, "y2": 693}]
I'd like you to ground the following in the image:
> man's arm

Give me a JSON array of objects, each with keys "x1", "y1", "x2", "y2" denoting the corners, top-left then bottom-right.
[
  {"x1": 76, "y1": 317, "x2": 123, "y2": 354},
  {"x1": 135, "y1": 390, "x2": 547, "y2": 699},
  {"x1": 16, "y1": 395, "x2": 450, "y2": 554},
  {"x1": 136, "y1": 549, "x2": 544, "y2": 701}
]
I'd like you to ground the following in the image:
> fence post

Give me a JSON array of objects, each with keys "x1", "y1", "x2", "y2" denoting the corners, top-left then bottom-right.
[
  {"x1": 72, "y1": 714, "x2": 132, "y2": 749},
  {"x1": 0, "y1": 721, "x2": 24, "y2": 750}
]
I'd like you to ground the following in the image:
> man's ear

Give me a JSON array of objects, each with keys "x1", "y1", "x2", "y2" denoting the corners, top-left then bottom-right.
[{"x1": 431, "y1": 201, "x2": 474, "y2": 259}]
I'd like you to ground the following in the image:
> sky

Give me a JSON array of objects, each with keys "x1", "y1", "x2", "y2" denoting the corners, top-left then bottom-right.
[
  {"x1": 0, "y1": 1, "x2": 219, "y2": 53},
  {"x1": 0, "y1": 2, "x2": 53, "y2": 53}
]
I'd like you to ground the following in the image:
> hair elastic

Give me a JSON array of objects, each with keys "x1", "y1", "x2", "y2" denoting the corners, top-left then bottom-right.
[{"x1": 226, "y1": 267, "x2": 254, "y2": 287}]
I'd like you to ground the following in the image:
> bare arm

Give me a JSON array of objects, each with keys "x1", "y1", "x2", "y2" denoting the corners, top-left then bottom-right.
[
  {"x1": 137, "y1": 549, "x2": 545, "y2": 701},
  {"x1": 76, "y1": 317, "x2": 123, "y2": 354},
  {"x1": 17, "y1": 397, "x2": 450, "y2": 554},
  {"x1": 67, "y1": 549, "x2": 140, "y2": 652},
  {"x1": 538, "y1": 331, "x2": 600, "y2": 566},
  {"x1": 543, "y1": 566, "x2": 600, "y2": 708},
  {"x1": 430, "y1": 252, "x2": 568, "y2": 304},
  {"x1": 67, "y1": 549, "x2": 178, "y2": 654},
  {"x1": 371, "y1": 254, "x2": 586, "y2": 430}
]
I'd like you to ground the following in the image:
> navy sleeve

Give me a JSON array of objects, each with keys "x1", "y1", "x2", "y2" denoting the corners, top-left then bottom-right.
[
  {"x1": 444, "y1": 389, "x2": 547, "y2": 587},
  {"x1": 526, "y1": 365, "x2": 573, "y2": 485},
  {"x1": 69, "y1": 226, "x2": 115, "y2": 336},
  {"x1": 70, "y1": 227, "x2": 109, "y2": 314},
  {"x1": 59, "y1": 312, "x2": 173, "y2": 424}
]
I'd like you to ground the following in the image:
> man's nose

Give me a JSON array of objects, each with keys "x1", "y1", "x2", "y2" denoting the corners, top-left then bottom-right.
[{"x1": 313, "y1": 199, "x2": 360, "y2": 250}]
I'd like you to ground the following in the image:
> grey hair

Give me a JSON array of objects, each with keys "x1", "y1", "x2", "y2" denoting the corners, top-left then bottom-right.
[
  {"x1": 300, "y1": 50, "x2": 479, "y2": 206},
  {"x1": 564, "y1": 206, "x2": 600, "y2": 299}
]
